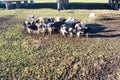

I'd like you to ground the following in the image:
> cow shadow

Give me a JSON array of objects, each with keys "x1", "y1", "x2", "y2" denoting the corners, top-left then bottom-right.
[
  {"x1": 86, "y1": 23, "x2": 120, "y2": 38},
  {"x1": 86, "y1": 24, "x2": 106, "y2": 33},
  {"x1": 100, "y1": 17, "x2": 117, "y2": 21}
]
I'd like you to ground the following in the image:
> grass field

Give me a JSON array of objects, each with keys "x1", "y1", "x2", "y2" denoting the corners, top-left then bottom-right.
[{"x1": 0, "y1": 0, "x2": 120, "y2": 80}]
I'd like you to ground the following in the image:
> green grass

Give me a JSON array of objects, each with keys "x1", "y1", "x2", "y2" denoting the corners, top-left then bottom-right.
[{"x1": 0, "y1": 0, "x2": 120, "y2": 80}]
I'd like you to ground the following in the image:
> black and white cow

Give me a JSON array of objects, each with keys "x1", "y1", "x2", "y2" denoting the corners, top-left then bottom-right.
[
  {"x1": 21, "y1": 21, "x2": 39, "y2": 34},
  {"x1": 60, "y1": 17, "x2": 79, "y2": 37},
  {"x1": 37, "y1": 23, "x2": 48, "y2": 35},
  {"x1": 27, "y1": 21, "x2": 38, "y2": 34},
  {"x1": 46, "y1": 20, "x2": 65, "y2": 34},
  {"x1": 21, "y1": 21, "x2": 28, "y2": 30},
  {"x1": 75, "y1": 22, "x2": 91, "y2": 37}
]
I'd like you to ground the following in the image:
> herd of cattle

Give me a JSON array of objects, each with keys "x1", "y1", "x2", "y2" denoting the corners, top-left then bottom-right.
[{"x1": 21, "y1": 15, "x2": 91, "y2": 37}]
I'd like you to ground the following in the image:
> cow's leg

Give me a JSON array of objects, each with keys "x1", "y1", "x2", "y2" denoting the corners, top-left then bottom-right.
[
  {"x1": 69, "y1": 28, "x2": 73, "y2": 37},
  {"x1": 85, "y1": 33, "x2": 89, "y2": 38},
  {"x1": 62, "y1": 31, "x2": 66, "y2": 37},
  {"x1": 61, "y1": 30, "x2": 66, "y2": 37},
  {"x1": 49, "y1": 30, "x2": 52, "y2": 35},
  {"x1": 60, "y1": 28, "x2": 63, "y2": 35},
  {"x1": 27, "y1": 28, "x2": 31, "y2": 34},
  {"x1": 43, "y1": 28, "x2": 47, "y2": 36},
  {"x1": 36, "y1": 30, "x2": 40, "y2": 35},
  {"x1": 76, "y1": 32, "x2": 80, "y2": 38},
  {"x1": 48, "y1": 27, "x2": 52, "y2": 35},
  {"x1": 69, "y1": 32, "x2": 73, "y2": 37}
]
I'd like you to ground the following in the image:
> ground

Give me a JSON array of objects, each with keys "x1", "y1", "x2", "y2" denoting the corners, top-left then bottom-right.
[{"x1": 0, "y1": 0, "x2": 120, "y2": 80}]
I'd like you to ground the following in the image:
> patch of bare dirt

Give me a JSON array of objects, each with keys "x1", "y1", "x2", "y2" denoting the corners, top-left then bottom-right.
[{"x1": 0, "y1": 15, "x2": 15, "y2": 29}]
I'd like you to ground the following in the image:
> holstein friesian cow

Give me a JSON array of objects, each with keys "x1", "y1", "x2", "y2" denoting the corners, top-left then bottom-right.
[
  {"x1": 46, "y1": 17, "x2": 66, "y2": 34},
  {"x1": 49, "y1": 21, "x2": 65, "y2": 34},
  {"x1": 21, "y1": 20, "x2": 46, "y2": 35},
  {"x1": 37, "y1": 23, "x2": 48, "y2": 35},
  {"x1": 26, "y1": 21, "x2": 38, "y2": 34},
  {"x1": 21, "y1": 21, "x2": 28, "y2": 30},
  {"x1": 22, "y1": 21, "x2": 37, "y2": 34},
  {"x1": 60, "y1": 17, "x2": 79, "y2": 37},
  {"x1": 45, "y1": 17, "x2": 55, "y2": 34},
  {"x1": 47, "y1": 22, "x2": 55, "y2": 34},
  {"x1": 35, "y1": 17, "x2": 50, "y2": 35},
  {"x1": 22, "y1": 16, "x2": 92, "y2": 38},
  {"x1": 35, "y1": 17, "x2": 55, "y2": 35},
  {"x1": 75, "y1": 22, "x2": 91, "y2": 38},
  {"x1": 60, "y1": 24, "x2": 74, "y2": 37}
]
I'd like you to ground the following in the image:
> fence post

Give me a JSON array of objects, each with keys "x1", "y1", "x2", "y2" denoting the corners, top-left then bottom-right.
[
  {"x1": 24, "y1": 0, "x2": 28, "y2": 6},
  {"x1": 5, "y1": 1, "x2": 13, "y2": 10},
  {"x1": 111, "y1": 0, "x2": 115, "y2": 7},
  {"x1": 65, "y1": 0, "x2": 69, "y2": 9},
  {"x1": 30, "y1": 0, "x2": 34, "y2": 4},
  {"x1": 57, "y1": 0, "x2": 62, "y2": 11},
  {"x1": 108, "y1": 0, "x2": 111, "y2": 6},
  {"x1": 16, "y1": 1, "x2": 21, "y2": 8}
]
